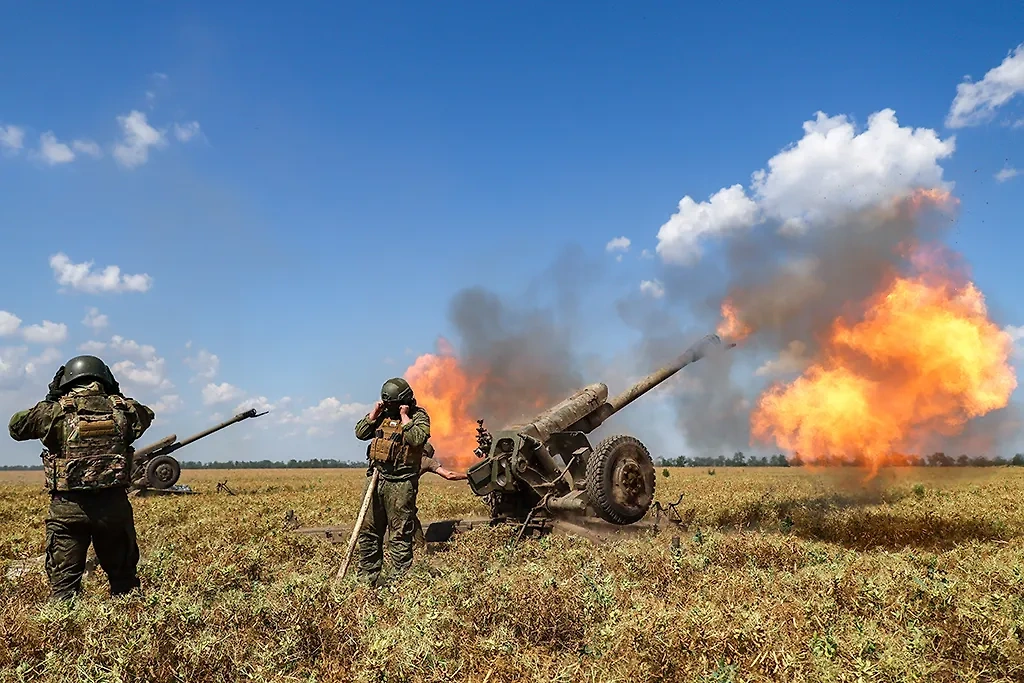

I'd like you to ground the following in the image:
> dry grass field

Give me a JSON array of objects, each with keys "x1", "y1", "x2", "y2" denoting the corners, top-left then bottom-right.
[{"x1": 1, "y1": 466, "x2": 1023, "y2": 682}]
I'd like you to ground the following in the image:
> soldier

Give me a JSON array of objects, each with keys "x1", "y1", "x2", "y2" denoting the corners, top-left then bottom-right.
[
  {"x1": 353, "y1": 377, "x2": 430, "y2": 587},
  {"x1": 412, "y1": 441, "x2": 467, "y2": 549},
  {"x1": 8, "y1": 355, "x2": 154, "y2": 601}
]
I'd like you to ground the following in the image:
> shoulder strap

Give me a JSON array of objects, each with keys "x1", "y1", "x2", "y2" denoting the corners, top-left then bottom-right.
[
  {"x1": 58, "y1": 396, "x2": 76, "y2": 413},
  {"x1": 109, "y1": 395, "x2": 127, "y2": 411}
]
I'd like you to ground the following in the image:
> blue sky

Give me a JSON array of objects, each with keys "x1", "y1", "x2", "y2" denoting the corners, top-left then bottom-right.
[{"x1": 2, "y1": 2, "x2": 1023, "y2": 466}]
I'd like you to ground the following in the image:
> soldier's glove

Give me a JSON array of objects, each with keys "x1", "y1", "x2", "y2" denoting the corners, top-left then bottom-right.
[{"x1": 45, "y1": 366, "x2": 65, "y2": 402}]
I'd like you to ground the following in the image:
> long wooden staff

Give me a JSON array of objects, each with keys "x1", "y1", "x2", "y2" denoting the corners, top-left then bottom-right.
[{"x1": 336, "y1": 468, "x2": 379, "y2": 580}]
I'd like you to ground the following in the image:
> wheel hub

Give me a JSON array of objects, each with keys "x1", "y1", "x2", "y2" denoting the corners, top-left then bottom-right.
[
  {"x1": 619, "y1": 461, "x2": 643, "y2": 495},
  {"x1": 612, "y1": 457, "x2": 650, "y2": 510},
  {"x1": 155, "y1": 464, "x2": 175, "y2": 483}
]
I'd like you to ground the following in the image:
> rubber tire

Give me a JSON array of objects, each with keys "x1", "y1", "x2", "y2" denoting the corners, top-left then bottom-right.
[
  {"x1": 145, "y1": 455, "x2": 181, "y2": 490},
  {"x1": 586, "y1": 434, "x2": 656, "y2": 525}
]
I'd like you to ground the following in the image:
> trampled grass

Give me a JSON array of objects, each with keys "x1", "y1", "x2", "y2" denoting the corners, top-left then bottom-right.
[{"x1": 1, "y1": 466, "x2": 1023, "y2": 682}]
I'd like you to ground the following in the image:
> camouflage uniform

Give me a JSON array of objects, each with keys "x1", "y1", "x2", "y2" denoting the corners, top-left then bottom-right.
[
  {"x1": 353, "y1": 404, "x2": 430, "y2": 586},
  {"x1": 9, "y1": 381, "x2": 154, "y2": 600}
]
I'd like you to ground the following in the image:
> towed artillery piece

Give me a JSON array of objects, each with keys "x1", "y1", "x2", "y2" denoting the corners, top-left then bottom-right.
[
  {"x1": 463, "y1": 333, "x2": 733, "y2": 539},
  {"x1": 130, "y1": 408, "x2": 268, "y2": 491}
]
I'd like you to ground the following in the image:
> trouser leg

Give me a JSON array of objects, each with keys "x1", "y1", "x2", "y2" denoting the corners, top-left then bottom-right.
[
  {"x1": 412, "y1": 515, "x2": 425, "y2": 550},
  {"x1": 89, "y1": 488, "x2": 141, "y2": 596},
  {"x1": 355, "y1": 473, "x2": 386, "y2": 586},
  {"x1": 44, "y1": 495, "x2": 91, "y2": 601},
  {"x1": 382, "y1": 478, "x2": 418, "y2": 580}
]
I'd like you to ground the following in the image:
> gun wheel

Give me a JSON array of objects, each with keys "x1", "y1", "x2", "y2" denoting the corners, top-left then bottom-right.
[
  {"x1": 586, "y1": 434, "x2": 656, "y2": 525},
  {"x1": 145, "y1": 455, "x2": 181, "y2": 490}
]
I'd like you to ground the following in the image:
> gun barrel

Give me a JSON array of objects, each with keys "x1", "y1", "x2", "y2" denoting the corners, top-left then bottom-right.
[
  {"x1": 606, "y1": 334, "x2": 732, "y2": 416},
  {"x1": 177, "y1": 408, "x2": 267, "y2": 447},
  {"x1": 517, "y1": 383, "x2": 609, "y2": 443},
  {"x1": 565, "y1": 333, "x2": 733, "y2": 434},
  {"x1": 133, "y1": 434, "x2": 177, "y2": 458}
]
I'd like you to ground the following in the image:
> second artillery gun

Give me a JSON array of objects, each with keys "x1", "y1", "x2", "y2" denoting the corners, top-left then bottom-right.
[
  {"x1": 465, "y1": 333, "x2": 733, "y2": 537},
  {"x1": 129, "y1": 408, "x2": 268, "y2": 491}
]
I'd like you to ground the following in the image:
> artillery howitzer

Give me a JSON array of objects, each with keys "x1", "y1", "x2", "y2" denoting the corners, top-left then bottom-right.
[
  {"x1": 293, "y1": 333, "x2": 733, "y2": 550},
  {"x1": 130, "y1": 408, "x2": 268, "y2": 491},
  {"x1": 464, "y1": 333, "x2": 733, "y2": 538}
]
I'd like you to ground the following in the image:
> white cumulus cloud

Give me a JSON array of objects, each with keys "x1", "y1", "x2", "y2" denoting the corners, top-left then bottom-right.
[
  {"x1": 111, "y1": 358, "x2": 172, "y2": 392},
  {"x1": 202, "y1": 382, "x2": 245, "y2": 405},
  {"x1": 24, "y1": 347, "x2": 63, "y2": 376},
  {"x1": 78, "y1": 340, "x2": 108, "y2": 354},
  {"x1": 639, "y1": 279, "x2": 665, "y2": 299},
  {"x1": 0, "y1": 124, "x2": 25, "y2": 153},
  {"x1": 656, "y1": 109, "x2": 955, "y2": 263},
  {"x1": 605, "y1": 236, "x2": 631, "y2": 253},
  {"x1": 113, "y1": 110, "x2": 167, "y2": 169},
  {"x1": 750, "y1": 109, "x2": 954, "y2": 233},
  {"x1": 656, "y1": 185, "x2": 759, "y2": 264},
  {"x1": 946, "y1": 43, "x2": 1024, "y2": 128},
  {"x1": 0, "y1": 347, "x2": 30, "y2": 389},
  {"x1": 185, "y1": 349, "x2": 219, "y2": 381},
  {"x1": 107, "y1": 335, "x2": 157, "y2": 360},
  {"x1": 995, "y1": 166, "x2": 1020, "y2": 182},
  {"x1": 0, "y1": 346, "x2": 67, "y2": 390},
  {"x1": 606, "y1": 236, "x2": 631, "y2": 262},
  {"x1": 301, "y1": 397, "x2": 371, "y2": 425},
  {"x1": 173, "y1": 121, "x2": 201, "y2": 142},
  {"x1": 0, "y1": 311, "x2": 21, "y2": 337},
  {"x1": 37, "y1": 132, "x2": 75, "y2": 165},
  {"x1": 151, "y1": 394, "x2": 183, "y2": 414},
  {"x1": 50, "y1": 253, "x2": 152, "y2": 294},
  {"x1": 72, "y1": 139, "x2": 102, "y2": 158},
  {"x1": 22, "y1": 321, "x2": 68, "y2": 345},
  {"x1": 82, "y1": 307, "x2": 108, "y2": 331},
  {"x1": 236, "y1": 396, "x2": 276, "y2": 415}
]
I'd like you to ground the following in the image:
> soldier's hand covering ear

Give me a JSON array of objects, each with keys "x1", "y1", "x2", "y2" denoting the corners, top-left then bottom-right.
[{"x1": 45, "y1": 366, "x2": 65, "y2": 402}]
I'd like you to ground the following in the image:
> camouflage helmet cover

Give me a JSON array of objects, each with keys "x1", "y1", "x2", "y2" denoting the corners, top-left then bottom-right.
[{"x1": 59, "y1": 355, "x2": 118, "y2": 391}]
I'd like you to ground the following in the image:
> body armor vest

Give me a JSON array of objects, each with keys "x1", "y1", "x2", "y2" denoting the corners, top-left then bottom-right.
[
  {"x1": 42, "y1": 394, "x2": 133, "y2": 492},
  {"x1": 367, "y1": 416, "x2": 423, "y2": 469}
]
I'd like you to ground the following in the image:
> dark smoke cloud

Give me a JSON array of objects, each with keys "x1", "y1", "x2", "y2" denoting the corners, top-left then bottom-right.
[
  {"x1": 446, "y1": 245, "x2": 596, "y2": 430},
  {"x1": 435, "y1": 197, "x2": 1016, "y2": 463},
  {"x1": 628, "y1": 194, "x2": 1022, "y2": 459},
  {"x1": 615, "y1": 288, "x2": 749, "y2": 455}
]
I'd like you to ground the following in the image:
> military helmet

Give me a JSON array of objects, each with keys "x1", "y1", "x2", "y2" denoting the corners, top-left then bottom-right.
[
  {"x1": 381, "y1": 377, "x2": 414, "y2": 405},
  {"x1": 59, "y1": 355, "x2": 117, "y2": 391}
]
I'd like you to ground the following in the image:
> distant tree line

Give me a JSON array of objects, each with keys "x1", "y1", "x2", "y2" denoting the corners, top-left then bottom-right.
[
  {"x1": 0, "y1": 458, "x2": 367, "y2": 471},
  {"x1": 177, "y1": 459, "x2": 367, "y2": 469},
  {"x1": 660, "y1": 453, "x2": 792, "y2": 467},
  {"x1": 5, "y1": 452, "x2": 1024, "y2": 471},
  {"x1": 657, "y1": 452, "x2": 1024, "y2": 468}
]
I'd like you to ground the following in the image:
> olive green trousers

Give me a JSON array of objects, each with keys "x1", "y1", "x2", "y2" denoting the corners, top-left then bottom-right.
[
  {"x1": 44, "y1": 487, "x2": 141, "y2": 600},
  {"x1": 355, "y1": 474, "x2": 419, "y2": 587}
]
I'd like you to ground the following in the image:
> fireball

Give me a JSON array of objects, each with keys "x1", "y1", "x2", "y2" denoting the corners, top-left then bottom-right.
[
  {"x1": 404, "y1": 340, "x2": 484, "y2": 470},
  {"x1": 717, "y1": 300, "x2": 752, "y2": 342},
  {"x1": 751, "y1": 248, "x2": 1016, "y2": 476}
]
